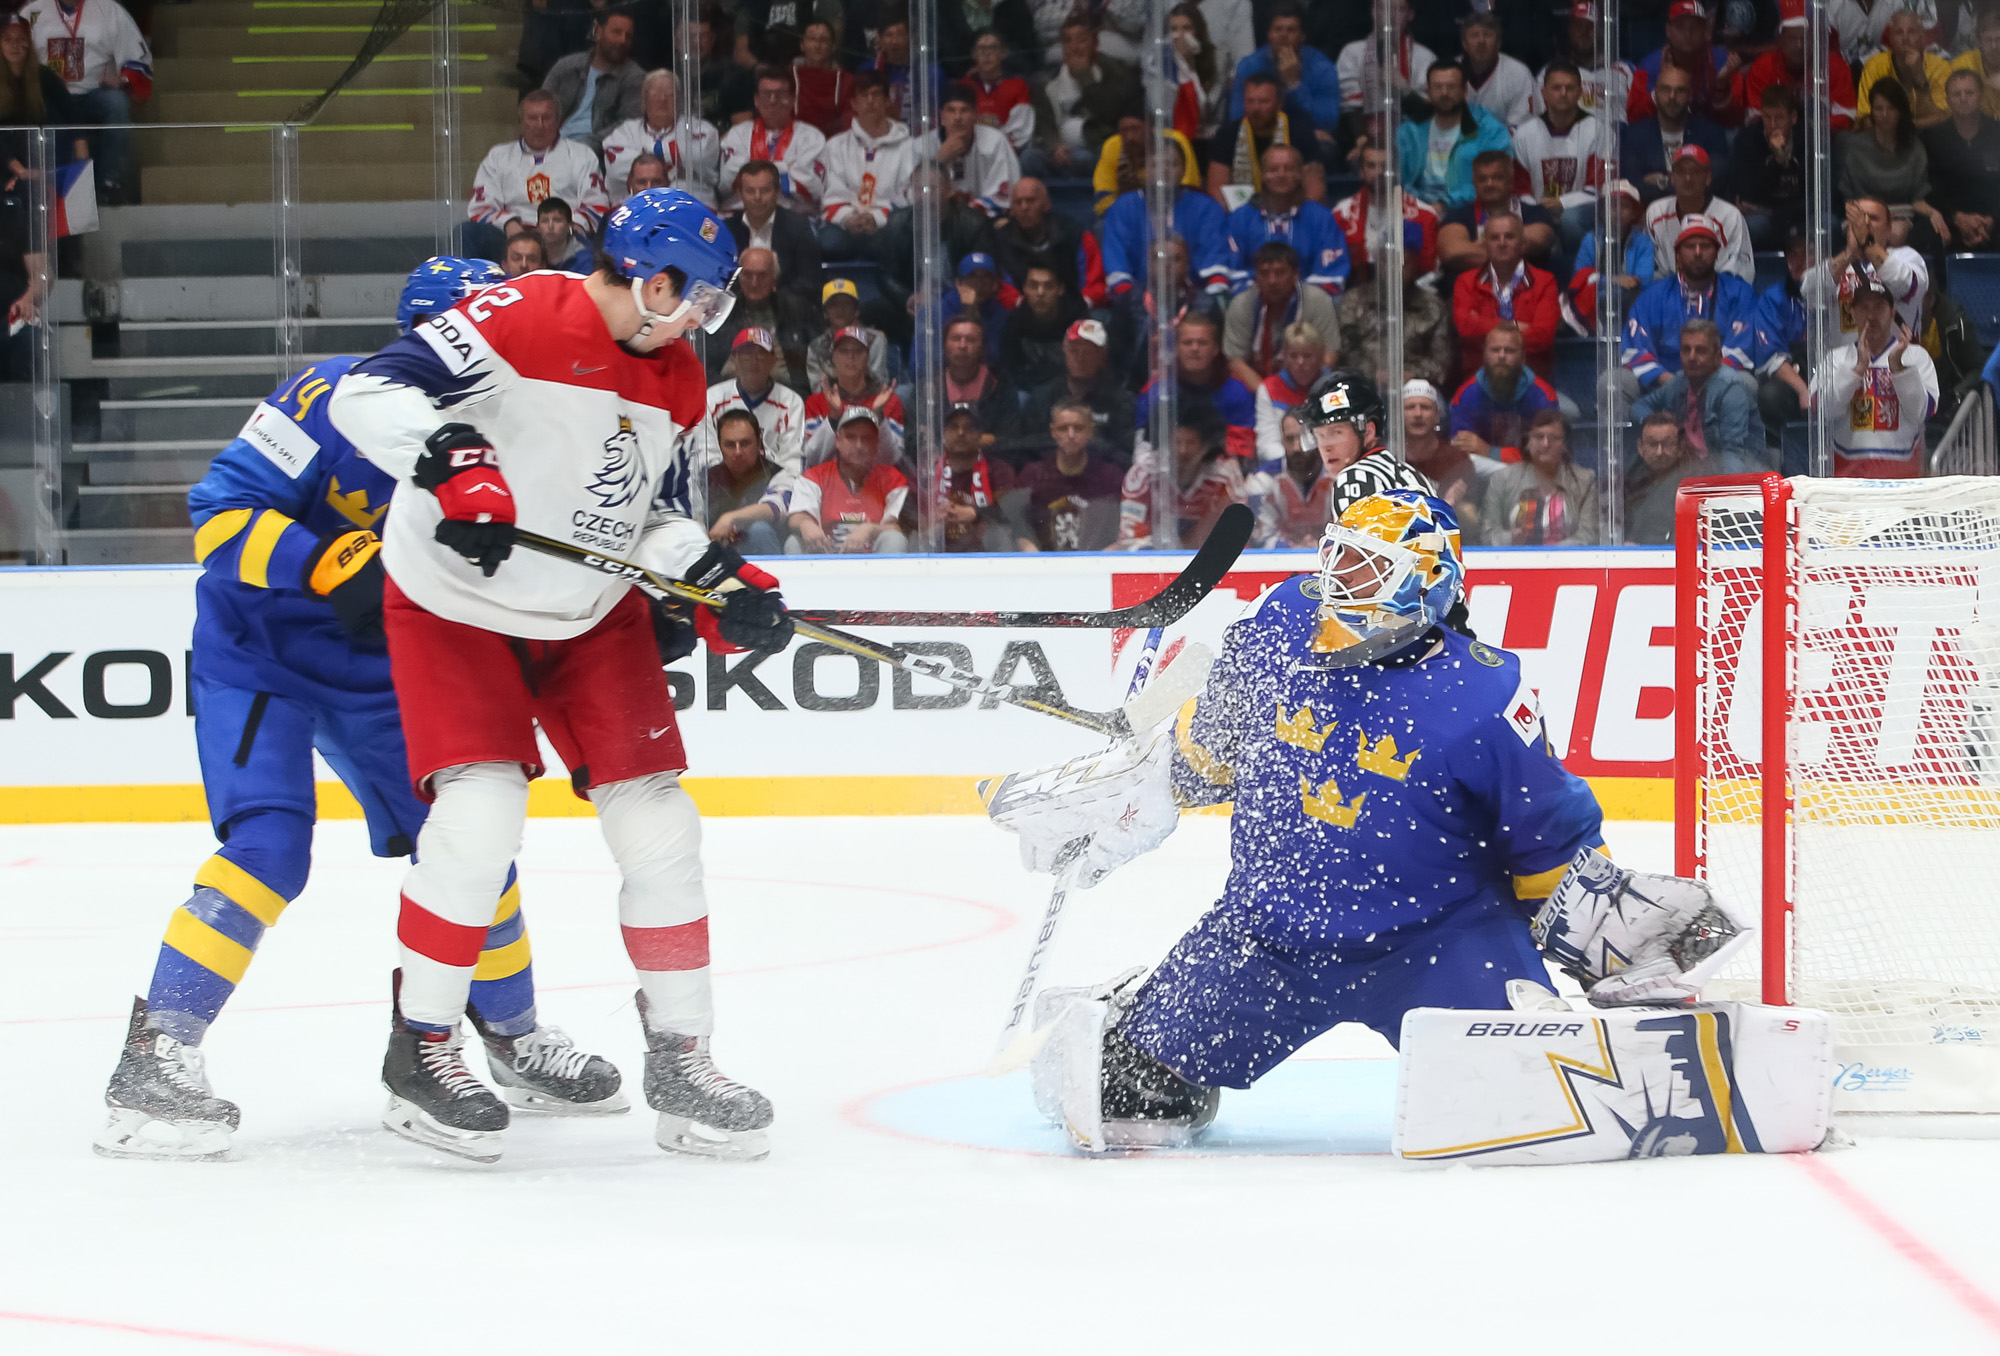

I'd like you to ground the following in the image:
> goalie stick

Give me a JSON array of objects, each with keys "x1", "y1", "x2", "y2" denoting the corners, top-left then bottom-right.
[
  {"x1": 796, "y1": 504, "x2": 1253, "y2": 629},
  {"x1": 985, "y1": 627, "x2": 1170, "y2": 1077},
  {"x1": 510, "y1": 529, "x2": 1203, "y2": 739}
]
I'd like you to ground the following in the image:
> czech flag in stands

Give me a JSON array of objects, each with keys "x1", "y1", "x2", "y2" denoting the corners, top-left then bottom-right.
[{"x1": 53, "y1": 160, "x2": 98, "y2": 238}]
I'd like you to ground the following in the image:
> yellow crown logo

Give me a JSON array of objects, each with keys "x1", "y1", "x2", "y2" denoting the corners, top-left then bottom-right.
[
  {"x1": 1355, "y1": 731, "x2": 1420, "y2": 782},
  {"x1": 1300, "y1": 774, "x2": 1366, "y2": 829},
  {"x1": 1275, "y1": 700, "x2": 1335, "y2": 753}
]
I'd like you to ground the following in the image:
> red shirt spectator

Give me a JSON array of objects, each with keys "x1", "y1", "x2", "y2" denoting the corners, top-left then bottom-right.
[
  {"x1": 1451, "y1": 214, "x2": 1560, "y2": 379},
  {"x1": 789, "y1": 407, "x2": 911, "y2": 553},
  {"x1": 1333, "y1": 145, "x2": 1441, "y2": 280},
  {"x1": 1737, "y1": 6, "x2": 1857, "y2": 131},
  {"x1": 791, "y1": 21, "x2": 854, "y2": 134}
]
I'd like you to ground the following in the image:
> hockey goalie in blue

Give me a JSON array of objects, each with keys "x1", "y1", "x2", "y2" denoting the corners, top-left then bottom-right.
[
  {"x1": 988, "y1": 490, "x2": 1614, "y2": 1151},
  {"x1": 96, "y1": 259, "x2": 626, "y2": 1162}
]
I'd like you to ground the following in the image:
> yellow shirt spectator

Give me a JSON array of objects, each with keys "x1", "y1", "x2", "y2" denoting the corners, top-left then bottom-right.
[
  {"x1": 1856, "y1": 49, "x2": 1952, "y2": 118},
  {"x1": 1093, "y1": 127, "x2": 1203, "y2": 215}
]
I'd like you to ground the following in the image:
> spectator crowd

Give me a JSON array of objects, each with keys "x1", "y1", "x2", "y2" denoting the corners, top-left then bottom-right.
[{"x1": 449, "y1": 0, "x2": 2000, "y2": 550}]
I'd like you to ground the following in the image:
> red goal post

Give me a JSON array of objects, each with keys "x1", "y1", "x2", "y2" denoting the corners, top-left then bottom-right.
[{"x1": 1674, "y1": 474, "x2": 2000, "y2": 1114}]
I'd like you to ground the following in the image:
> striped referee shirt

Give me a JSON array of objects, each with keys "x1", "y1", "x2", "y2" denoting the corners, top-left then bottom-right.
[{"x1": 1329, "y1": 449, "x2": 1438, "y2": 520}]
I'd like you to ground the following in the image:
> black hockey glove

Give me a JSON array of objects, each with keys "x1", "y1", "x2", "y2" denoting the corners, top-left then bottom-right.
[
  {"x1": 683, "y1": 542, "x2": 795, "y2": 654},
  {"x1": 651, "y1": 597, "x2": 700, "y2": 664},
  {"x1": 301, "y1": 529, "x2": 386, "y2": 646},
  {"x1": 413, "y1": 423, "x2": 515, "y2": 577}
]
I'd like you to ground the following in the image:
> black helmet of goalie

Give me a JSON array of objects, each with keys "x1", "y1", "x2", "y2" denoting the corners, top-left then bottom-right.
[
  {"x1": 1296, "y1": 368, "x2": 1384, "y2": 443},
  {"x1": 1310, "y1": 490, "x2": 1466, "y2": 665}
]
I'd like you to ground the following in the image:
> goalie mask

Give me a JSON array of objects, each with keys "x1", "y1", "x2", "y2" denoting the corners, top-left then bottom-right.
[{"x1": 1310, "y1": 490, "x2": 1465, "y2": 664}]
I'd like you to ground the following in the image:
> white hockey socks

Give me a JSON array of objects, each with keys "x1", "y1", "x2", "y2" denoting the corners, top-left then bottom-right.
[
  {"x1": 398, "y1": 762, "x2": 529, "y2": 1030},
  {"x1": 592, "y1": 772, "x2": 714, "y2": 1038}
]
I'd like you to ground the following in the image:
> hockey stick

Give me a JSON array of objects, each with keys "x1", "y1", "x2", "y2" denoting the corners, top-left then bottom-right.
[
  {"x1": 795, "y1": 503, "x2": 1254, "y2": 629},
  {"x1": 984, "y1": 627, "x2": 1171, "y2": 1077},
  {"x1": 511, "y1": 529, "x2": 1194, "y2": 739}
]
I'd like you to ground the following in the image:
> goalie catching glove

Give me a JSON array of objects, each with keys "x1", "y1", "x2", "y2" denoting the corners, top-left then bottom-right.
[
  {"x1": 1530, "y1": 847, "x2": 1755, "y2": 1007},
  {"x1": 982, "y1": 729, "x2": 1179, "y2": 889}
]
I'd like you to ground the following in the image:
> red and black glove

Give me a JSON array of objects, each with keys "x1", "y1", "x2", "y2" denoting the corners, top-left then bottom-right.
[
  {"x1": 683, "y1": 543, "x2": 794, "y2": 653},
  {"x1": 412, "y1": 422, "x2": 515, "y2": 577},
  {"x1": 301, "y1": 529, "x2": 385, "y2": 646}
]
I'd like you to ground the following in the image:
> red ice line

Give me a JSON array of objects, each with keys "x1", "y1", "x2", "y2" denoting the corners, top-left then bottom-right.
[
  {"x1": 0, "y1": 1309, "x2": 373, "y2": 1355},
  {"x1": 1793, "y1": 1152, "x2": 2000, "y2": 1340}
]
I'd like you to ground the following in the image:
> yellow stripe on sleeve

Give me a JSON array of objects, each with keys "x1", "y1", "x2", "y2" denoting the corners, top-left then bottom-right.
[
  {"x1": 193, "y1": 508, "x2": 254, "y2": 563},
  {"x1": 163, "y1": 908, "x2": 256, "y2": 985},
  {"x1": 237, "y1": 509, "x2": 295, "y2": 589},
  {"x1": 473, "y1": 933, "x2": 533, "y2": 981},
  {"x1": 1174, "y1": 698, "x2": 1234, "y2": 788},
  {"x1": 1513, "y1": 847, "x2": 1612, "y2": 903},
  {"x1": 491, "y1": 882, "x2": 521, "y2": 925},
  {"x1": 194, "y1": 854, "x2": 291, "y2": 927}
]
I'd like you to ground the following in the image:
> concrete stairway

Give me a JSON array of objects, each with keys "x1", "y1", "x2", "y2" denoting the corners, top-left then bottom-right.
[{"x1": 45, "y1": 1, "x2": 529, "y2": 562}]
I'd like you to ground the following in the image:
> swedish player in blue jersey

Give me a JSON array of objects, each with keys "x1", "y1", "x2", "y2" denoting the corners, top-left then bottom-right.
[
  {"x1": 990, "y1": 491, "x2": 1610, "y2": 1151},
  {"x1": 96, "y1": 258, "x2": 626, "y2": 1162}
]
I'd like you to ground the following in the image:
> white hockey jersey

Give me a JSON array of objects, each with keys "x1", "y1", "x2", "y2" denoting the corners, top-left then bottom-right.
[
  {"x1": 328, "y1": 272, "x2": 711, "y2": 640},
  {"x1": 717, "y1": 117, "x2": 828, "y2": 214},
  {"x1": 925, "y1": 124, "x2": 1019, "y2": 216},
  {"x1": 1466, "y1": 55, "x2": 1536, "y2": 127},
  {"x1": 819, "y1": 119, "x2": 915, "y2": 227},
  {"x1": 600, "y1": 114, "x2": 721, "y2": 204},
  {"x1": 1511, "y1": 114, "x2": 1608, "y2": 210},
  {"x1": 1337, "y1": 35, "x2": 1436, "y2": 111},
  {"x1": 694, "y1": 378, "x2": 807, "y2": 481},
  {"x1": 1802, "y1": 251, "x2": 1929, "y2": 340},
  {"x1": 20, "y1": 0, "x2": 151, "y2": 96},
  {"x1": 1813, "y1": 341, "x2": 1939, "y2": 476},
  {"x1": 1644, "y1": 195, "x2": 1755, "y2": 284},
  {"x1": 468, "y1": 138, "x2": 611, "y2": 232}
]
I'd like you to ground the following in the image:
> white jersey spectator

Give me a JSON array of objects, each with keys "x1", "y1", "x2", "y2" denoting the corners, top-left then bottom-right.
[
  {"x1": 931, "y1": 86, "x2": 1020, "y2": 217},
  {"x1": 1337, "y1": 32, "x2": 1436, "y2": 111},
  {"x1": 1459, "y1": 12, "x2": 1536, "y2": 127},
  {"x1": 1511, "y1": 111, "x2": 1609, "y2": 213},
  {"x1": 1813, "y1": 333, "x2": 1940, "y2": 477},
  {"x1": 717, "y1": 114, "x2": 827, "y2": 214},
  {"x1": 21, "y1": 0, "x2": 151, "y2": 95},
  {"x1": 1826, "y1": 0, "x2": 1964, "y2": 68},
  {"x1": 1804, "y1": 253, "x2": 1929, "y2": 341},
  {"x1": 1199, "y1": 0, "x2": 1256, "y2": 78},
  {"x1": 697, "y1": 372, "x2": 807, "y2": 478},
  {"x1": 600, "y1": 71, "x2": 720, "y2": 203},
  {"x1": 1532, "y1": 59, "x2": 1633, "y2": 117},
  {"x1": 1644, "y1": 194, "x2": 1753, "y2": 283},
  {"x1": 819, "y1": 117, "x2": 915, "y2": 228},
  {"x1": 469, "y1": 128, "x2": 611, "y2": 235}
]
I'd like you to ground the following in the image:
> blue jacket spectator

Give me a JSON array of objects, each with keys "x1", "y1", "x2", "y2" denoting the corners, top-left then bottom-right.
[
  {"x1": 1227, "y1": 7, "x2": 1342, "y2": 131},
  {"x1": 1751, "y1": 276, "x2": 1805, "y2": 373},
  {"x1": 1622, "y1": 270, "x2": 1757, "y2": 388},
  {"x1": 1572, "y1": 228, "x2": 1657, "y2": 290},
  {"x1": 1102, "y1": 133, "x2": 1231, "y2": 296},
  {"x1": 1631, "y1": 367, "x2": 1769, "y2": 468},
  {"x1": 1449, "y1": 367, "x2": 1560, "y2": 461},
  {"x1": 1225, "y1": 198, "x2": 1350, "y2": 294},
  {"x1": 1395, "y1": 88, "x2": 1512, "y2": 210}
]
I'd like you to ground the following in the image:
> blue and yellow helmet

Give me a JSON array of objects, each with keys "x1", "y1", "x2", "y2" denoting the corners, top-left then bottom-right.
[
  {"x1": 1310, "y1": 490, "x2": 1466, "y2": 664},
  {"x1": 397, "y1": 255, "x2": 505, "y2": 332}
]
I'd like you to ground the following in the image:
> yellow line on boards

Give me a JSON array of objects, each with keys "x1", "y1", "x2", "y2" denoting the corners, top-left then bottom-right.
[{"x1": 0, "y1": 776, "x2": 1676, "y2": 823}]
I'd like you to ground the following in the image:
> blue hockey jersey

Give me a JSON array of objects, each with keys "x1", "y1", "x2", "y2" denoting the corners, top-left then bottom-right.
[
  {"x1": 1101, "y1": 185, "x2": 1231, "y2": 295},
  {"x1": 1170, "y1": 575, "x2": 1604, "y2": 951},
  {"x1": 1224, "y1": 198, "x2": 1351, "y2": 294},
  {"x1": 189, "y1": 357, "x2": 401, "y2": 710},
  {"x1": 1621, "y1": 271, "x2": 1757, "y2": 386}
]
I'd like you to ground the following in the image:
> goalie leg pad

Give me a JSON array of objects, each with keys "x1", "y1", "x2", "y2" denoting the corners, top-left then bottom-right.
[
  {"x1": 1393, "y1": 1003, "x2": 1834, "y2": 1164},
  {"x1": 1530, "y1": 847, "x2": 1756, "y2": 1008}
]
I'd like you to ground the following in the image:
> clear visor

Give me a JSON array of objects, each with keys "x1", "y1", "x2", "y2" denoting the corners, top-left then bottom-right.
[
  {"x1": 1316, "y1": 526, "x2": 1420, "y2": 614},
  {"x1": 681, "y1": 275, "x2": 738, "y2": 333}
]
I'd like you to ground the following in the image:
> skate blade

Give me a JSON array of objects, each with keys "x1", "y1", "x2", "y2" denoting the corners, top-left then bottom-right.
[
  {"x1": 1090, "y1": 1118, "x2": 1205, "y2": 1152},
  {"x1": 381, "y1": 1095, "x2": 504, "y2": 1164},
  {"x1": 654, "y1": 1112, "x2": 769, "y2": 1161},
  {"x1": 500, "y1": 1084, "x2": 632, "y2": 1116},
  {"x1": 93, "y1": 1107, "x2": 233, "y2": 1162}
]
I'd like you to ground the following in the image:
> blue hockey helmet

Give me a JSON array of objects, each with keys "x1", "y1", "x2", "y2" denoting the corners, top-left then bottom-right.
[
  {"x1": 1309, "y1": 490, "x2": 1466, "y2": 665},
  {"x1": 602, "y1": 187, "x2": 740, "y2": 333},
  {"x1": 397, "y1": 256, "x2": 505, "y2": 332}
]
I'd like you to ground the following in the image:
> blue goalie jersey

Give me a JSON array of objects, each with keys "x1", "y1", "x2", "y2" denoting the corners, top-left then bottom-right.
[
  {"x1": 1169, "y1": 575, "x2": 1605, "y2": 951},
  {"x1": 188, "y1": 357, "x2": 401, "y2": 710}
]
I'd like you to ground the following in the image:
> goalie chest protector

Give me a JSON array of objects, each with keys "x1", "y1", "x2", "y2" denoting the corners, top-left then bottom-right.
[{"x1": 1392, "y1": 1004, "x2": 1834, "y2": 1165}]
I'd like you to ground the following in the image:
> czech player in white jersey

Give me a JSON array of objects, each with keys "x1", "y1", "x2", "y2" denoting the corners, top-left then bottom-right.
[{"x1": 330, "y1": 189, "x2": 795, "y2": 1162}]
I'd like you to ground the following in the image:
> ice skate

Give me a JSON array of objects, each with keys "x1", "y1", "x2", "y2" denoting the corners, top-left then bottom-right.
[
  {"x1": 469, "y1": 1009, "x2": 628, "y2": 1116},
  {"x1": 637, "y1": 993, "x2": 772, "y2": 1161},
  {"x1": 94, "y1": 997, "x2": 239, "y2": 1162},
  {"x1": 382, "y1": 972, "x2": 508, "y2": 1163}
]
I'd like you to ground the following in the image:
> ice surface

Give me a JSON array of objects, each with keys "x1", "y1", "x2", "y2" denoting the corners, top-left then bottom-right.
[{"x1": 4, "y1": 816, "x2": 2000, "y2": 1353}]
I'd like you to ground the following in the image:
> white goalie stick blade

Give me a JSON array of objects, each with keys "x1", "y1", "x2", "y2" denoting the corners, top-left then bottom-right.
[
  {"x1": 1119, "y1": 643, "x2": 1215, "y2": 733},
  {"x1": 93, "y1": 1107, "x2": 233, "y2": 1162},
  {"x1": 382, "y1": 1095, "x2": 504, "y2": 1164}
]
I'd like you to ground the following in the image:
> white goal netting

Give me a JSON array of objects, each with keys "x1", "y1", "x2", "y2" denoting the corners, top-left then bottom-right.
[{"x1": 1688, "y1": 477, "x2": 2000, "y2": 1049}]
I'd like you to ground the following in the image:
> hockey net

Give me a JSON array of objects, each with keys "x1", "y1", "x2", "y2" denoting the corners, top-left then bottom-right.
[{"x1": 1677, "y1": 475, "x2": 2000, "y2": 1108}]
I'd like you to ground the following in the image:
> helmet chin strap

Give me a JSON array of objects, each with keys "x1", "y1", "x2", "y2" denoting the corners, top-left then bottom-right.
[{"x1": 629, "y1": 275, "x2": 692, "y2": 342}]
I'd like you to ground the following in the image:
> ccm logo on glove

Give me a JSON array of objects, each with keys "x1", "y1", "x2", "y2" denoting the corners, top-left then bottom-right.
[{"x1": 414, "y1": 423, "x2": 515, "y2": 577}]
